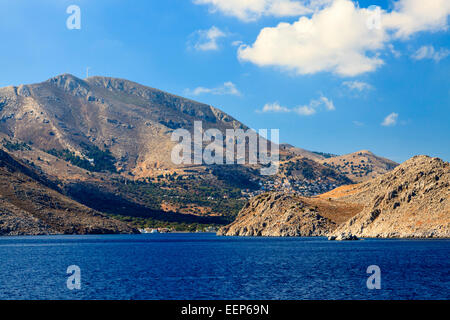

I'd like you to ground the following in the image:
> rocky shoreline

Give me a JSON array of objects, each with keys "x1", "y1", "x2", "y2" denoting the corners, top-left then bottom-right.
[{"x1": 218, "y1": 156, "x2": 449, "y2": 240}]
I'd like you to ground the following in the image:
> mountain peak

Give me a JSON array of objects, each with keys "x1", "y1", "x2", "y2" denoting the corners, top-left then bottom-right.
[
  {"x1": 46, "y1": 73, "x2": 89, "y2": 94},
  {"x1": 354, "y1": 150, "x2": 373, "y2": 155},
  {"x1": 47, "y1": 73, "x2": 83, "y2": 82},
  {"x1": 399, "y1": 155, "x2": 444, "y2": 169}
]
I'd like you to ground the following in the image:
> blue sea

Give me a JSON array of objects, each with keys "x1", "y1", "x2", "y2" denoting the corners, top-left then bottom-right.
[{"x1": 0, "y1": 233, "x2": 448, "y2": 300}]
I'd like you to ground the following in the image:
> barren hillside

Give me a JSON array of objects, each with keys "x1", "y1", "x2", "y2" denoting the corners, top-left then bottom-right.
[
  {"x1": 320, "y1": 150, "x2": 398, "y2": 182},
  {"x1": 0, "y1": 149, "x2": 137, "y2": 235},
  {"x1": 328, "y1": 155, "x2": 449, "y2": 238},
  {"x1": 217, "y1": 192, "x2": 363, "y2": 237},
  {"x1": 219, "y1": 155, "x2": 449, "y2": 239}
]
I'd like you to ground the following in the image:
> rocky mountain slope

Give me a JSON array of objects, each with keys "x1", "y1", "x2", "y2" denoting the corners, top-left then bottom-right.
[
  {"x1": 0, "y1": 149, "x2": 137, "y2": 235},
  {"x1": 0, "y1": 74, "x2": 399, "y2": 232},
  {"x1": 0, "y1": 74, "x2": 268, "y2": 229},
  {"x1": 0, "y1": 74, "x2": 247, "y2": 177},
  {"x1": 219, "y1": 155, "x2": 449, "y2": 239},
  {"x1": 217, "y1": 192, "x2": 362, "y2": 237},
  {"x1": 278, "y1": 156, "x2": 352, "y2": 185},
  {"x1": 279, "y1": 144, "x2": 328, "y2": 161},
  {"x1": 0, "y1": 74, "x2": 393, "y2": 183},
  {"x1": 0, "y1": 75, "x2": 355, "y2": 228},
  {"x1": 326, "y1": 155, "x2": 449, "y2": 238},
  {"x1": 319, "y1": 150, "x2": 398, "y2": 182}
]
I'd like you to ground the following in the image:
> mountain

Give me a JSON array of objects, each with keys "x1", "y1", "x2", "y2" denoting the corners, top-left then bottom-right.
[
  {"x1": 217, "y1": 192, "x2": 362, "y2": 237},
  {"x1": 0, "y1": 74, "x2": 245, "y2": 177},
  {"x1": 279, "y1": 144, "x2": 328, "y2": 161},
  {"x1": 0, "y1": 74, "x2": 399, "y2": 232},
  {"x1": 319, "y1": 150, "x2": 398, "y2": 182},
  {"x1": 326, "y1": 155, "x2": 449, "y2": 239},
  {"x1": 270, "y1": 156, "x2": 353, "y2": 196},
  {"x1": 219, "y1": 155, "x2": 449, "y2": 239},
  {"x1": 0, "y1": 149, "x2": 137, "y2": 235},
  {"x1": 0, "y1": 74, "x2": 262, "y2": 229}
]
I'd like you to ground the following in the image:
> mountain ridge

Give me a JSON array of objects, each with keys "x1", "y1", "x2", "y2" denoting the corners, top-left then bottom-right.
[{"x1": 0, "y1": 74, "x2": 402, "y2": 232}]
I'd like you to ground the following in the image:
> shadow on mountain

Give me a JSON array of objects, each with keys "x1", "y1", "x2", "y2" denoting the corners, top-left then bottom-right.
[{"x1": 65, "y1": 181, "x2": 229, "y2": 225}]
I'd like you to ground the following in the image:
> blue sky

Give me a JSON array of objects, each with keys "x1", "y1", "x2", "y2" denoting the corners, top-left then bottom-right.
[{"x1": 0, "y1": 0, "x2": 448, "y2": 162}]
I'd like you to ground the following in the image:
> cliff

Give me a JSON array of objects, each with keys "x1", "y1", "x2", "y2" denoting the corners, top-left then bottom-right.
[
  {"x1": 328, "y1": 155, "x2": 449, "y2": 238},
  {"x1": 219, "y1": 155, "x2": 449, "y2": 239},
  {"x1": 217, "y1": 192, "x2": 362, "y2": 237}
]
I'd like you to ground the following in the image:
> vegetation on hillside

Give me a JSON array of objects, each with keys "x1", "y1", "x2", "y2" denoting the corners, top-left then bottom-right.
[
  {"x1": 2, "y1": 139, "x2": 31, "y2": 152},
  {"x1": 113, "y1": 176, "x2": 247, "y2": 218},
  {"x1": 312, "y1": 151, "x2": 338, "y2": 159},
  {"x1": 46, "y1": 143, "x2": 117, "y2": 173}
]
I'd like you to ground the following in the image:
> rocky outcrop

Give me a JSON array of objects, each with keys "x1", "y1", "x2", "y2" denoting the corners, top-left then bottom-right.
[
  {"x1": 0, "y1": 149, "x2": 138, "y2": 236},
  {"x1": 328, "y1": 233, "x2": 359, "y2": 241},
  {"x1": 319, "y1": 150, "x2": 399, "y2": 182},
  {"x1": 328, "y1": 155, "x2": 449, "y2": 239},
  {"x1": 217, "y1": 193, "x2": 362, "y2": 237},
  {"x1": 219, "y1": 155, "x2": 449, "y2": 239}
]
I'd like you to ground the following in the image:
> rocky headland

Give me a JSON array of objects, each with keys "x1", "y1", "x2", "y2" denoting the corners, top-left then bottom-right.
[{"x1": 218, "y1": 156, "x2": 449, "y2": 239}]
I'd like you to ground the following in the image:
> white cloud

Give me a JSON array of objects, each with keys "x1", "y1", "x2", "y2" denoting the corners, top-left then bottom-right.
[
  {"x1": 383, "y1": 0, "x2": 450, "y2": 39},
  {"x1": 238, "y1": 0, "x2": 387, "y2": 76},
  {"x1": 294, "y1": 105, "x2": 317, "y2": 115},
  {"x1": 193, "y1": 0, "x2": 332, "y2": 22},
  {"x1": 189, "y1": 26, "x2": 227, "y2": 51},
  {"x1": 411, "y1": 45, "x2": 450, "y2": 62},
  {"x1": 258, "y1": 95, "x2": 335, "y2": 116},
  {"x1": 186, "y1": 82, "x2": 241, "y2": 96},
  {"x1": 388, "y1": 44, "x2": 402, "y2": 58},
  {"x1": 317, "y1": 95, "x2": 335, "y2": 111},
  {"x1": 237, "y1": 0, "x2": 450, "y2": 76},
  {"x1": 342, "y1": 80, "x2": 373, "y2": 91},
  {"x1": 260, "y1": 102, "x2": 291, "y2": 113},
  {"x1": 353, "y1": 120, "x2": 364, "y2": 127},
  {"x1": 381, "y1": 112, "x2": 399, "y2": 126}
]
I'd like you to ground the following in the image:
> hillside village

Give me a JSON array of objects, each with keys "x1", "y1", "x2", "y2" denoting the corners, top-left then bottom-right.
[{"x1": 241, "y1": 178, "x2": 340, "y2": 198}]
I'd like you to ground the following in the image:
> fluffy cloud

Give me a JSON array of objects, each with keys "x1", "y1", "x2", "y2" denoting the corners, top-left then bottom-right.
[
  {"x1": 189, "y1": 26, "x2": 227, "y2": 51},
  {"x1": 193, "y1": 0, "x2": 331, "y2": 22},
  {"x1": 383, "y1": 0, "x2": 450, "y2": 39},
  {"x1": 186, "y1": 82, "x2": 241, "y2": 96},
  {"x1": 411, "y1": 45, "x2": 450, "y2": 62},
  {"x1": 381, "y1": 112, "x2": 399, "y2": 127},
  {"x1": 238, "y1": 0, "x2": 387, "y2": 76},
  {"x1": 258, "y1": 96, "x2": 335, "y2": 116},
  {"x1": 342, "y1": 80, "x2": 373, "y2": 91},
  {"x1": 238, "y1": 0, "x2": 450, "y2": 76},
  {"x1": 260, "y1": 102, "x2": 291, "y2": 113}
]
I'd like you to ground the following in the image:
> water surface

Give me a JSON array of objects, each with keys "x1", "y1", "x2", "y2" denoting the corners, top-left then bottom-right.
[{"x1": 0, "y1": 233, "x2": 448, "y2": 299}]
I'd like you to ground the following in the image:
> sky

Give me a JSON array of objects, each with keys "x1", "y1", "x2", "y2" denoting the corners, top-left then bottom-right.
[{"x1": 0, "y1": 0, "x2": 448, "y2": 162}]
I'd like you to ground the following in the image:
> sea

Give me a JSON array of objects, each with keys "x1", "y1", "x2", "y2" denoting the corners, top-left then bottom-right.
[{"x1": 0, "y1": 233, "x2": 448, "y2": 300}]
